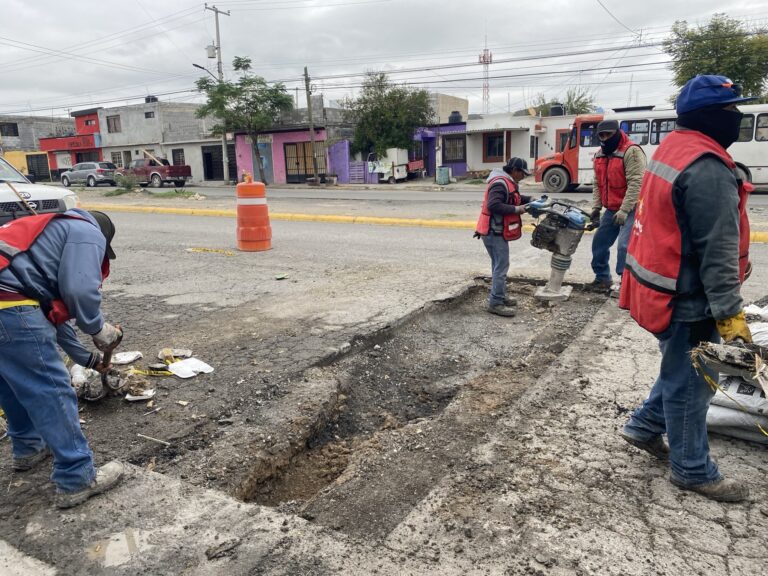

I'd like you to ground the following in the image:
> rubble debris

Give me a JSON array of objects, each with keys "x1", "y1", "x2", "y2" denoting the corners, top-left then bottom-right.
[
  {"x1": 158, "y1": 348, "x2": 193, "y2": 363},
  {"x1": 137, "y1": 433, "x2": 171, "y2": 447},
  {"x1": 274, "y1": 274, "x2": 289, "y2": 280},
  {"x1": 126, "y1": 389, "x2": 156, "y2": 402},
  {"x1": 205, "y1": 537, "x2": 241, "y2": 560},
  {"x1": 167, "y1": 358, "x2": 214, "y2": 379},
  {"x1": 112, "y1": 351, "x2": 143, "y2": 365}
]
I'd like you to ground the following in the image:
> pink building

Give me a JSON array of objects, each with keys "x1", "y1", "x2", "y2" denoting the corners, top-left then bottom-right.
[{"x1": 235, "y1": 127, "x2": 327, "y2": 184}]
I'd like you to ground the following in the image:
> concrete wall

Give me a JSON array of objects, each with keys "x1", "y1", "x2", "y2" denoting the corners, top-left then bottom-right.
[
  {"x1": 429, "y1": 94, "x2": 469, "y2": 125},
  {"x1": 0, "y1": 115, "x2": 73, "y2": 152}
]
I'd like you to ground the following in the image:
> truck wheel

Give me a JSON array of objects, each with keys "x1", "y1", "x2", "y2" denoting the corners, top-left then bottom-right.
[
  {"x1": 388, "y1": 176, "x2": 396, "y2": 184},
  {"x1": 151, "y1": 174, "x2": 163, "y2": 188},
  {"x1": 87, "y1": 176, "x2": 96, "y2": 187},
  {"x1": 543, "y1": 167, "x2": 570, "y2": 194}
]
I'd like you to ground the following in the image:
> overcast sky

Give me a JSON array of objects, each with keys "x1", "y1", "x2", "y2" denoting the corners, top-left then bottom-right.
[{"x1": 2, "y1": 0, "x2": 767, "y2": 119}]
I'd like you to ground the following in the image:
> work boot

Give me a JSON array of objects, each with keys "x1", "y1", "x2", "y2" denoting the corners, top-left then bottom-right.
[
  {"x1": 12, "y1": 447, "x2": 51, "y2": 472},
  {"x1": 670, "y1": 476, "x2": 750, "y2": 503},
  {"x1": 503, "y1": 296, "x2": 518, "y2": 307},
  {"x1": 55, "y1": 461, "x2": 124, "y2": 509},
  {"x1": 619, "y1": 431, "x2": 669, "y2": 461},
  {"x1": 487, "y1": 303, "x2": 516, "y2": 317},
  {"x1": 586, "y1": 279, "x2": 612, "y2": 293}
]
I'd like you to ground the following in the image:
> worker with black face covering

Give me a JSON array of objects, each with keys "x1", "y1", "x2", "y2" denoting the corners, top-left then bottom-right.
[
  {"x1": 619, "y1": 75, "x2": 756, "y2": 502},
  {"x1": 588, "y1": 119, "x2": 646, "y2": 294}
]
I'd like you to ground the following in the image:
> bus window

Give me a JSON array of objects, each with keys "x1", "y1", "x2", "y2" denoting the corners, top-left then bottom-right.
[
  {"x1": 756, "y1": 114, "x2": 768, "y2": 141},
  {"x1": 569, "y1": 126, "x2": 578, "y2": 149},
  {"x1": 619, "y1": 120, "x2": 649, "y2": 145},
  {"x1": 580, "y1": 122, "x2": 600, "y2": 147},
  {"x1": 651, "y1": 119, "x2": 676, "y2": 145},
  {"x1": 738, "y1": 114, "x2": 755, "y2": 142}
]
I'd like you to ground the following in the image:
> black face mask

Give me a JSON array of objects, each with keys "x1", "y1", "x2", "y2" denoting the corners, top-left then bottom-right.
[
  {"x1": 676, "y1": 107, "x2": 744, "y2": 149},
  {"x1": 599, "y1": 131, "x2": 621, "y2": 155}
]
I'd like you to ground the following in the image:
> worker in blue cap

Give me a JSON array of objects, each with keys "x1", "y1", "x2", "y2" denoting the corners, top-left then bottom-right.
[{"x1": 619, "y1": 75, "x2": 756, "y2": 502}]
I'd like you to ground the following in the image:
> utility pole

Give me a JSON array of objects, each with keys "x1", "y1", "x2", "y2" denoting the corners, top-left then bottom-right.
[
  {"x1": 303, "y1": 66, "x2": 319, "y2": 184},
  {"x1": 206, "y1": 4, "x2": 231, "y2": 182}
]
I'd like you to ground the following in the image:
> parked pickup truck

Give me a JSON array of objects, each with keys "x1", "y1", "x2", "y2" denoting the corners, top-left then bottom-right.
[
  {"x1": 116, "y1": 158, "x2": 192, "y2": 188},
  {"x1": 0, "y1": 155, "x2": 79, "y2": 225}
]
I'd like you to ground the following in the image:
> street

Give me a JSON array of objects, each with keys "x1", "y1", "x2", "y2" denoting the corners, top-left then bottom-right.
[{"x1": 1, "y1": 189, "x2": 768, "y2": 575}]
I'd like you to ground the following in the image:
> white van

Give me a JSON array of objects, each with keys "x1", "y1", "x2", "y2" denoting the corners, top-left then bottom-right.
[{"x1": 0, "y1": 155, "x2": 79, "y2": 225}]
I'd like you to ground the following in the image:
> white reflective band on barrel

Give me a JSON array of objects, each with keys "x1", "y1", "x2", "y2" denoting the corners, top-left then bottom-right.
[
  {"x1": 236, "y1": 198, "x2": 268, "y2": 205},
  {"x1": 625, "y1": 253, "x2": 677, "y2": 292},
  {"x1": 647, "y1": 159, "x2": 681, "y2": 184},
  {"x1": 0, "y1": 240, "x2": 20, "y2": 257}
]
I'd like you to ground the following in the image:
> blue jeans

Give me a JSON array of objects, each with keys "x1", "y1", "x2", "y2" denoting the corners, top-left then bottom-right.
[
  {"x1": 623, "y1": 321, "x2": 721, "y2": 486},
  {"x1": 591, "y1": 209, "x2": 635, "y2": 283},
  {"x1": 0, "y1": 306, "x2": 95, "y2": 492},
  {"x1": 481, "y1": 234, "x2": 510, "y2": 306}
]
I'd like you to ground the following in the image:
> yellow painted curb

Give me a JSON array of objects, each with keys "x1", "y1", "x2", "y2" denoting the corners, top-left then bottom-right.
[{"x1": 81, "y1": 203, "x2": 768, "y2": 243}]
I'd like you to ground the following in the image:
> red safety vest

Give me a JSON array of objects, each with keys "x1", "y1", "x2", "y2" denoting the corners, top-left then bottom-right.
[
  {"x1": 475, "y1": 174, "x2": 522, "y2": 241},
  {"x1": 0, "y1": 213, "x2": 109, "y2": 325},
  {"x1": 619, "y1": 130, "x2": 751, "y2": 334},
  {"x1": 593, "y1": 131, "x2": 638, "y2": 211}
]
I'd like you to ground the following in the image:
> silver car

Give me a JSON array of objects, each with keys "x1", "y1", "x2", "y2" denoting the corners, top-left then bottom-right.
[{"x1": 61, "y1": 162, "x2": 117, "y2": 187}]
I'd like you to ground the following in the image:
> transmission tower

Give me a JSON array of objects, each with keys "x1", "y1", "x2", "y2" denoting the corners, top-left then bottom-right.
[{"x1": 478, "y1": 37, "x2": 492, "y2": 114}]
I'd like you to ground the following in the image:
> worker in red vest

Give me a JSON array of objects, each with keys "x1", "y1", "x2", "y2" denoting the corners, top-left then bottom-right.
[
  {"x1": 588, "y1": 119, "x2": 646, "y2": 294},
  {"x1": 0, "y1": 209, "x2": 124, "y2": 508},
  {"x1": 619, "y1": 75, "x2": 755, "y2": 502},
  {"x1": 475, "y1": 157, "x2": 533, "y2": 317}
]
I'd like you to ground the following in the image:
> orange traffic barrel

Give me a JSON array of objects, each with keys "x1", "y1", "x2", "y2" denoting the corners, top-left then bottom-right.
[{"x1": 236, "y1": 180, "x2": 272, "y2": 251}]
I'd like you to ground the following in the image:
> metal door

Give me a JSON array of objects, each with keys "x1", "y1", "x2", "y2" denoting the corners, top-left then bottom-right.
[
  {"x1": 26, "y1": 153, "x2": 50, "y2": 181},
  {"x1": 284, "y1": 141, "x2": 326, "y2": 183}
]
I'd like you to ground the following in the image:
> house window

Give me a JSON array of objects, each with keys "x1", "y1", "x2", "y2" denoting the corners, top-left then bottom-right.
[
  {"x1": 442, "y1": 135, "x2": 466, "y2": 162},
  {"x1": 145, "y1": 111, "x2": 155, "y2": 119},
  {"x1": 84, "y1": 119, "x2": 96, "y2": 126},
  {"x1": 618, "y1": 120, "x2": 649, "y2": 145},
  {"x1": 106, "y1": 116, "x2": 121, "y2": 133},
  {"x1": 650, "y1": 119, "x2": 676, "y2": 145},
  {"x1": 172, "y1": 148, "x2": 186, "y2": 165},
  {"x1": 483, "y1": 132, "x2": 504, "y2": 162},
  {"x1": 0, "y1": 122, "x2": 19, "y2": 137},
  {"x1": 529, "y1": 136, "x2": 539, "y2": 159},
  {"x1": 110, "y1": 151, "x2": 123, "y2": 168}
]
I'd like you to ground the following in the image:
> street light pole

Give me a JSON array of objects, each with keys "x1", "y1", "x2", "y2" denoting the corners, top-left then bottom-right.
[{"x1": 205, "y1": 4, "x2": 230, "y2": 183}]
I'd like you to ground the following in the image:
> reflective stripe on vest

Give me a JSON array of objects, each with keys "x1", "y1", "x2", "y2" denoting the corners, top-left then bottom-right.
[{"x1": 619, "y1": 129, "x2": 750, "y2": 334}]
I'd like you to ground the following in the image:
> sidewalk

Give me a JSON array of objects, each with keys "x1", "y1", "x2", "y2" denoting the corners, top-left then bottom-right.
[{"x1": 2, "y1": 300, "x2": 766, "y2": 575}]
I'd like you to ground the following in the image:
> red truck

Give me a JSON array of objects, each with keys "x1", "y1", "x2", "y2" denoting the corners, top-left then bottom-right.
[{"x1": 117, "y1": 157, "x2": 192, "y2": 188}]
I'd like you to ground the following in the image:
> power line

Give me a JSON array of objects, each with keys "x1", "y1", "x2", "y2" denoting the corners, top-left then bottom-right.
[{"x1": 595, "y1": 0, "x2": 641, "y2": 37}]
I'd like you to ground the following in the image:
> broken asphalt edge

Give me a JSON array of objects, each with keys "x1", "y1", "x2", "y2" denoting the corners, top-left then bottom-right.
[{"x1": 81, "y1": 202, "x2": 768, "y2": 243}]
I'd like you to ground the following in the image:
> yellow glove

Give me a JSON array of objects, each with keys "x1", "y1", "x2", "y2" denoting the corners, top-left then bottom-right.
[{"x1": 715, "y1": 311, "x2": 752, "y2": 343}]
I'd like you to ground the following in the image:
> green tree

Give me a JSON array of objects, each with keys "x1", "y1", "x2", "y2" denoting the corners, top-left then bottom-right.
[
  {"x1": 343, "y1": 72, "x2": 434, "y2": 157},
  {"x1": 663, "y1": 14, "x2": 768, "y2": 97},
  {"x1": 513, "y1": 87, "x2": 595, "y2": 116},
  {"x1": 196, "y1": 56, "x2": 293, "y2": 184}
]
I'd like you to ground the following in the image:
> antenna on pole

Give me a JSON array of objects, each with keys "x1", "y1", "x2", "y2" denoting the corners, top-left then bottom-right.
[{"x1": 478, "y1": 34, "x2": 492, "y2": 114}]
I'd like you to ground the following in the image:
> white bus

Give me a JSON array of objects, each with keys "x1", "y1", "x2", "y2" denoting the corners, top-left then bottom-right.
[{"x1": 535, "y1": 104, "x2": 768, "y2": 193}]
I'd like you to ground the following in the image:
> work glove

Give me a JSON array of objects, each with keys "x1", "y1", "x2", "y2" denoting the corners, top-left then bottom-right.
[
  {"x1": 590, "y1": 208, "x2": 601, "y2": 227},
  {"x1": 473, "y1": 231, "x2": 482, "y2": 239},
  {"x1": 613, "y1": 209, "x2": 628, "y2": 226},
  {"x1": 715, "y1": 311, "x2": 752, "y2": 344},
  {"x1": 92, "y1": 322, "x2": 123, "y2": 352},
  {"x1": 92, "y1": 353, "x2": 112, "y2": 374}
]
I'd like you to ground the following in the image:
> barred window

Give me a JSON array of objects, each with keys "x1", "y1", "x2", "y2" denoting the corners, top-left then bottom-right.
[
  {"x1": 442, "y1": 135, "x2": 466, "y2": 162},
  {"x1": 110, "y1": 152, "x2": 123, "y2": 168}
]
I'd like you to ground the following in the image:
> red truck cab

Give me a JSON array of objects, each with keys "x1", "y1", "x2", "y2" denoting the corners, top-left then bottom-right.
[{"x1": 117, "y1": 157, "x2": 192, "y2": 188}]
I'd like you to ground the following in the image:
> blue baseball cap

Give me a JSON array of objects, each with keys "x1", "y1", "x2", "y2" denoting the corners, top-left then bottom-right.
[{"x1": 676, "y1": 75, "x2": 757, "y2": 114}]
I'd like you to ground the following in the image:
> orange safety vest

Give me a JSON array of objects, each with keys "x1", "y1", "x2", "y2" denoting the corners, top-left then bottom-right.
[
  {"x1": 0, "y1": 213, "x2": 109, "y2": 325},
  {"x1": 619, "y1": 130, "x2": 751, "y2": 334},
  {"x1": 475, "y1": 174, "x2": 522, "y2": 241},
  {"x1": 593, "y1": 131, "x2": 638, "y2": 211}
]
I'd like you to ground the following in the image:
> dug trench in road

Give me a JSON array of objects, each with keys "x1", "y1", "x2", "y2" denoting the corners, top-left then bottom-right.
[{"x1": 92, "y1": 279, "x2": 601, "y2": 541}]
